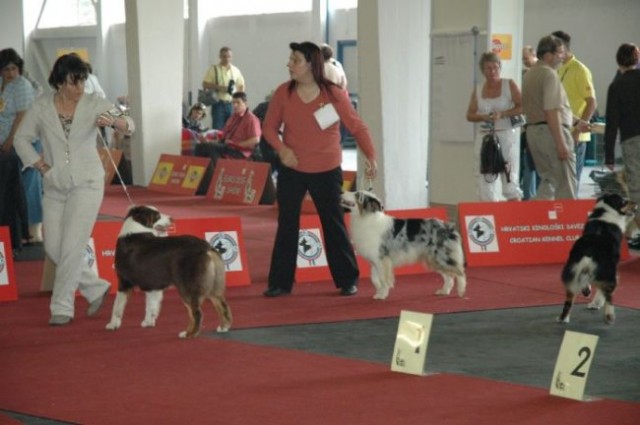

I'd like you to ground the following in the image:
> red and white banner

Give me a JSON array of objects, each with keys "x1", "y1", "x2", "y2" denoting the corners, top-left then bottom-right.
[
  {"x1": 0, "y1": 227, "x2": 18, "y2": 301},
  {"x1": 205, "y1": 159, "x2": 272, "y2": 205},
  {"x1": 458, "y1": 199, "x2": 629, "y2": 267},
  {"x1": 90, "y1": 217, "x2": 251, "y2": 291},
  {"x1": 148, "y1": 154, "x2": 210, "y2": 195},
  {"x1": 295, "y1": 208, "x2": 450, "y2": 283}
]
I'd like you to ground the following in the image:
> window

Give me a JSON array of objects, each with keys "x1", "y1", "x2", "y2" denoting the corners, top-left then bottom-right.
[
  {"x1": 329, "y1": 0, "x2": 357, "y2": 10},
  {"x1": 38, "y1": 0, "x2": 97, "y2": 28},
  {"x1": 202, "y1": 0, "x2": 312, "y2": 17}
]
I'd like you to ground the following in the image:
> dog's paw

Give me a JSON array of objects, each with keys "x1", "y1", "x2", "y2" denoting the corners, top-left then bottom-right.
[
  {"x1": 178, "y1": 330, "x2": 188, "y2": 338},
  {"x1": 105, "y1": 320, "x2": 121, "y2": 330},
  {"x1": 373, "y1": 289, "x2": 389, "y2": 300},
  {"x1": 586, "y1": 302, "x2": 601, "y2": 310},
  {"x1": 434, "y1": 288, "x2": 451, "y2": 296},
  {"x1": 604, "y1": 314, "x2": 615, "y2": 325},
  {"x1": 216, "y1": 325, "x2": 230, "y2": 333},
  {"x1": 140, "y1": 318, "x2": 156, "y2": 328},
  {"x1": 556, "y1": 316, "x2": 570, "y2": 324}
]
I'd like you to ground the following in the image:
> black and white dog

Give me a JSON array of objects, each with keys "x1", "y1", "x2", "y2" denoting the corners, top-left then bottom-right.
[
  {"x1": 341, "y1": 190, "x2": 467, "y2": 300},
  {"x1": 106, "y1": 206, "x2": 232, "y2": 338},
  {"x1": 558, "y1": 193, "x2": 637, "y2": 325}
]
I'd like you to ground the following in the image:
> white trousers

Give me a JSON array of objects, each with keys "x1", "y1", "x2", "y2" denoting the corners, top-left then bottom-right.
[
  {"x1": 43, "y1": 180, "x2": 109, "y2": 318},
  {"x1": 474, "y1": 128, "x2": 523, "y2": 201}
]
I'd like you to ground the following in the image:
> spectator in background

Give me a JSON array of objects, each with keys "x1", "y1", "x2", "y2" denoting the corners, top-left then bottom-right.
[
  {"x1": 522, "y1": 35, "x2": 584, "y2": 200},
  {"x1": 0, "y1": 48, "x2": 36, "y2": 249},
  {"x1": 604, "y1": 42, "x2": 640, "y2": 250},
  {"x1": 552, "y1": 30, "x2": 597, "y2": 192},
  {"x1": 321, "y1": 43, "x2": 347, "y2": 90},
  {"x1": 520, "y1": 45, "x2": 540, "y2": 200},
  {"x1": 194, "y1": 92, "x2": 261, "y2": 195},
  {"x1": 14, "y1": 54, "x2": 135, "y2": 326},
  {"x1": 202, "y1": 47, "x2": 246, "y2": 130},
  {"x1": 262, "y1": 41, "x2": 377, "y2": 298},
  {"x1": 466, "y1": 52, "x2": 523, "y2": 201}
]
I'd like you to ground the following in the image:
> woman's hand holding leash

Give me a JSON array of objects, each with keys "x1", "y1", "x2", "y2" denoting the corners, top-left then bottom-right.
[
  {"x1": 96, "y1": 113, "x2": 115, "y2": 128},
  {"x1": 364, "y1": 158, "x2": 377, "y2": 179}
]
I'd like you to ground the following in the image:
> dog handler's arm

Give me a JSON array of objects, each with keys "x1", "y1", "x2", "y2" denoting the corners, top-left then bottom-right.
[
  {"x1": 333, "y1": 86, "x2": 377, "y2": 177},
  {"x1": 263, "y1": 86, "x2": 299, "y2": 168}
]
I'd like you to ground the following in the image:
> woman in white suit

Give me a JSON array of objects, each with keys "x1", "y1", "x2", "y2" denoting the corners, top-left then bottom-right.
[{"x1": 15, "y1": 54, "x2": 135, "y2": 326}]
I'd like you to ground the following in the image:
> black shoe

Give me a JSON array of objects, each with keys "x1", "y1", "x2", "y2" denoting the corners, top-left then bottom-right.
[
  {"x1": 339, "y1": 285, "x2": 358, "y2": 296},
  {"x1": 628, "y1": 236, "x2": 640, "y2": 251},
  {"x1": 263, "y1": 287, "x2": 291, "y2": 297}
]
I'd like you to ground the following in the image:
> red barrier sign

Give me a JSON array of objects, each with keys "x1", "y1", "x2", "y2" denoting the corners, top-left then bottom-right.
[
  {"x1": 205, "y1": 159, "x2": 271, "y2": 205},
  {"x1": 148, "y1": 154, "x2": 210, "y2": 195},
  {"x1": 458, "y1": 199, "x2": 629, "y2": 266},
  {"x1": 91, "y1": 217, "x2": 251, "y2": 291},
  {"x1": 0, "y1": 227, "x2": 18, "y2": 302}
]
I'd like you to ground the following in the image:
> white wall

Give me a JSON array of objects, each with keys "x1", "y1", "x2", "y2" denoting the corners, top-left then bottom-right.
[
  {"x1": 523, "y1": 0, "x2": 640, "y2": 113},
  {"x1": 199, "y1": 12, "x2": 318, "y2": 106},
  {"x1": 2, "y1": 0, "x2": 25, "y2": 54}
]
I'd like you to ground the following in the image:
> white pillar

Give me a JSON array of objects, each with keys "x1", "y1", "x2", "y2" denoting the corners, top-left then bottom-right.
[
  {"x1": 125, "y1": 0, "x2": 184, "y2": 186},
  {"x1": 358, "y1": 0, "x2": 431, "y2": 209}
]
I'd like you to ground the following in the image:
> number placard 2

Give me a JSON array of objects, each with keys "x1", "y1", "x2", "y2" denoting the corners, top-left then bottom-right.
[
  {"x1": 390, "y1": 311, "x2": 434, "y2": 376},
  {"x1": 550, "y1": 330, "x2": 599, "y2": 401}
]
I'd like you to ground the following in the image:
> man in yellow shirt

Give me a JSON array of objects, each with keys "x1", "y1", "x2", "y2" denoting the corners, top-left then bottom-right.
[
  {"x1": 552, "y1": 31, "x2": 597, "y2": 192},
  {"x1": 202, "y1": 46, "x2": 246, "y2": 130}
]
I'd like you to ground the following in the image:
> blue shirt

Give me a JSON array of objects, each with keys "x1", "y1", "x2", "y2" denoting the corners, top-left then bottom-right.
[{"x1": 0, "y1": 75, "x2": 35, "y2": 144}]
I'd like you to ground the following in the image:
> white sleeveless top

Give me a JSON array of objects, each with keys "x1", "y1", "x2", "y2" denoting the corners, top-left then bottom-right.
[{"x1": 476, "y1": 78, "x2": 513, "y2": 131}]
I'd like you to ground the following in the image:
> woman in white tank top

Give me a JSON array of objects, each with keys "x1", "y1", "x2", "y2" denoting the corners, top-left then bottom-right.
[{"x1": 466, "y1": 52, "x2": 523, "y2": 201}]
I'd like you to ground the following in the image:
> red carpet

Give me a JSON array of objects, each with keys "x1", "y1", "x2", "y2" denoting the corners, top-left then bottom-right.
[
  {"x1": 3, "y1": 187, "x2": 639, "y2": 423},
  {"x1": 2, "y1": 330, "x2": 639, "y2": 425}
]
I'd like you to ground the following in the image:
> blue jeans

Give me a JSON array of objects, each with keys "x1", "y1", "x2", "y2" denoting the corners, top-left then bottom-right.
[
  {"x1": 575, "y1": 142, "x2": 587, "y2": 192},
  {"x1": 211, "y1": 101, "x2": 232, "y2": 130}
]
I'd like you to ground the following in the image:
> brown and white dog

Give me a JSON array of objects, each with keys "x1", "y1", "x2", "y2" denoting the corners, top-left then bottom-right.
[
  {"x1": 558, "y1": 193, "x2": 637, "y2": 325},
  {"x1": 340, "y1": 190, "x2": 467, "y2": 300},
  {"x1": 106, "y1": 206, "x2": 231, "y2": 338}
]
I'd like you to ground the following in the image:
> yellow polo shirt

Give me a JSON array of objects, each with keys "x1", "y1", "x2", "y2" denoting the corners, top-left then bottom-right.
[{"x1": 558, "y1": 56, "x2": 596, "y2": 142}]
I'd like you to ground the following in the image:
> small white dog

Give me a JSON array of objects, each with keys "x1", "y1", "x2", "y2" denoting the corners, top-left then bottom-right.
[{"x1": 341, "y1": 190, "x2": 467, "y2": 300}]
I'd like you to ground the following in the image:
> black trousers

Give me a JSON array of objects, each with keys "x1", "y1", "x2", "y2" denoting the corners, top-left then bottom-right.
[
  {"x1": 0, "y1": 149, "x2": 29, "y2": 249},
  {"x1": 267, "y1": 166, "x2": 358, "y2": 291}
]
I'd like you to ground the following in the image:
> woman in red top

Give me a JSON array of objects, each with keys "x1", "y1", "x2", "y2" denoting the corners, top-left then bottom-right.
[{"x1": 263, "y1": 41, "x2": 377, "y2": 297}]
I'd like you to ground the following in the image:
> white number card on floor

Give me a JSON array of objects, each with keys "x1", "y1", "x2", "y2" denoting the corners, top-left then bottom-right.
[
  {"x1": 391, "y1": 310, "x2": 433, "y2": 376},
  {"x1": 549, "y1": 330, "x2": 599, "y2": 401}
]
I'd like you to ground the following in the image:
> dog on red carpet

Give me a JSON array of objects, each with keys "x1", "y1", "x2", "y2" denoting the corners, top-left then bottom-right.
[
  {"x1": 106, "y1": 205, "x2": 232, "y2": 338},
  {"x1": 558, "y1": 193, "x2": 637, "y2": 325},
  {"x1": 340, "y1": 190, "x2": 467, "y2": 300}
]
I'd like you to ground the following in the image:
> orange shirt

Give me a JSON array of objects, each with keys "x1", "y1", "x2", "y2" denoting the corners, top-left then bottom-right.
[{"x1": 263, "y1": 82, "x2": 376, "y2": 173}]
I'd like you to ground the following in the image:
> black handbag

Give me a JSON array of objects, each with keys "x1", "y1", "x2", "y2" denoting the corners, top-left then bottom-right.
[
  {"x1": 480, "y1": 128, "x2": 509, "y2": 182},
  {"x1": 197, "y1": 89, "x2": 217, "y2": 106},
  {"x1": 198, "y1": 65, "x2": 219, "y2": 106}
]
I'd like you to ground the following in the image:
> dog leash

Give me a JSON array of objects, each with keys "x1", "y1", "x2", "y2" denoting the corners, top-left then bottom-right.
[{"x1": 97, "y1": 129, "x2": 135, "y2": 206}]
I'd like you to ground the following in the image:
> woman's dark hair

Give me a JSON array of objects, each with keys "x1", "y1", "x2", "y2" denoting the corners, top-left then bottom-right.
[
  {"x1": 232, "y1": 91, "x2": 248, "y2": 103},
  {"x1": 616, "y1": 43, "x2": 639, "y2": 67},
  {"x1": 287, "y1": 41, "x2": 337, "y2": 100},
  {"x1": 48, "y1": 53, "x2": 89, "y2": 89},
  {"x1": 0, "y1": 48, "x2": 25, "y2": 74},
  {"x1": 189, "y1": 103, "x2": 207, "y2": 118}
]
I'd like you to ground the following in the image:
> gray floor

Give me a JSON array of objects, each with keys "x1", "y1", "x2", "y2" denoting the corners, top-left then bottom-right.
[{"x1": 212, "y1": 305, "x2": 640, "y2": 403}]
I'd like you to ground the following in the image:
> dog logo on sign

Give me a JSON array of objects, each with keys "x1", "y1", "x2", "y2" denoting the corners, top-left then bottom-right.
[
  {"x1": 297, "y1": 229, "x2": 326, "y2": 267},
  {"x1": 466, "y1": 215, "x2": 499, "y2": 252},
  {"x1": 207, "y1": 231, "x2": 241, "y2": 271}
]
